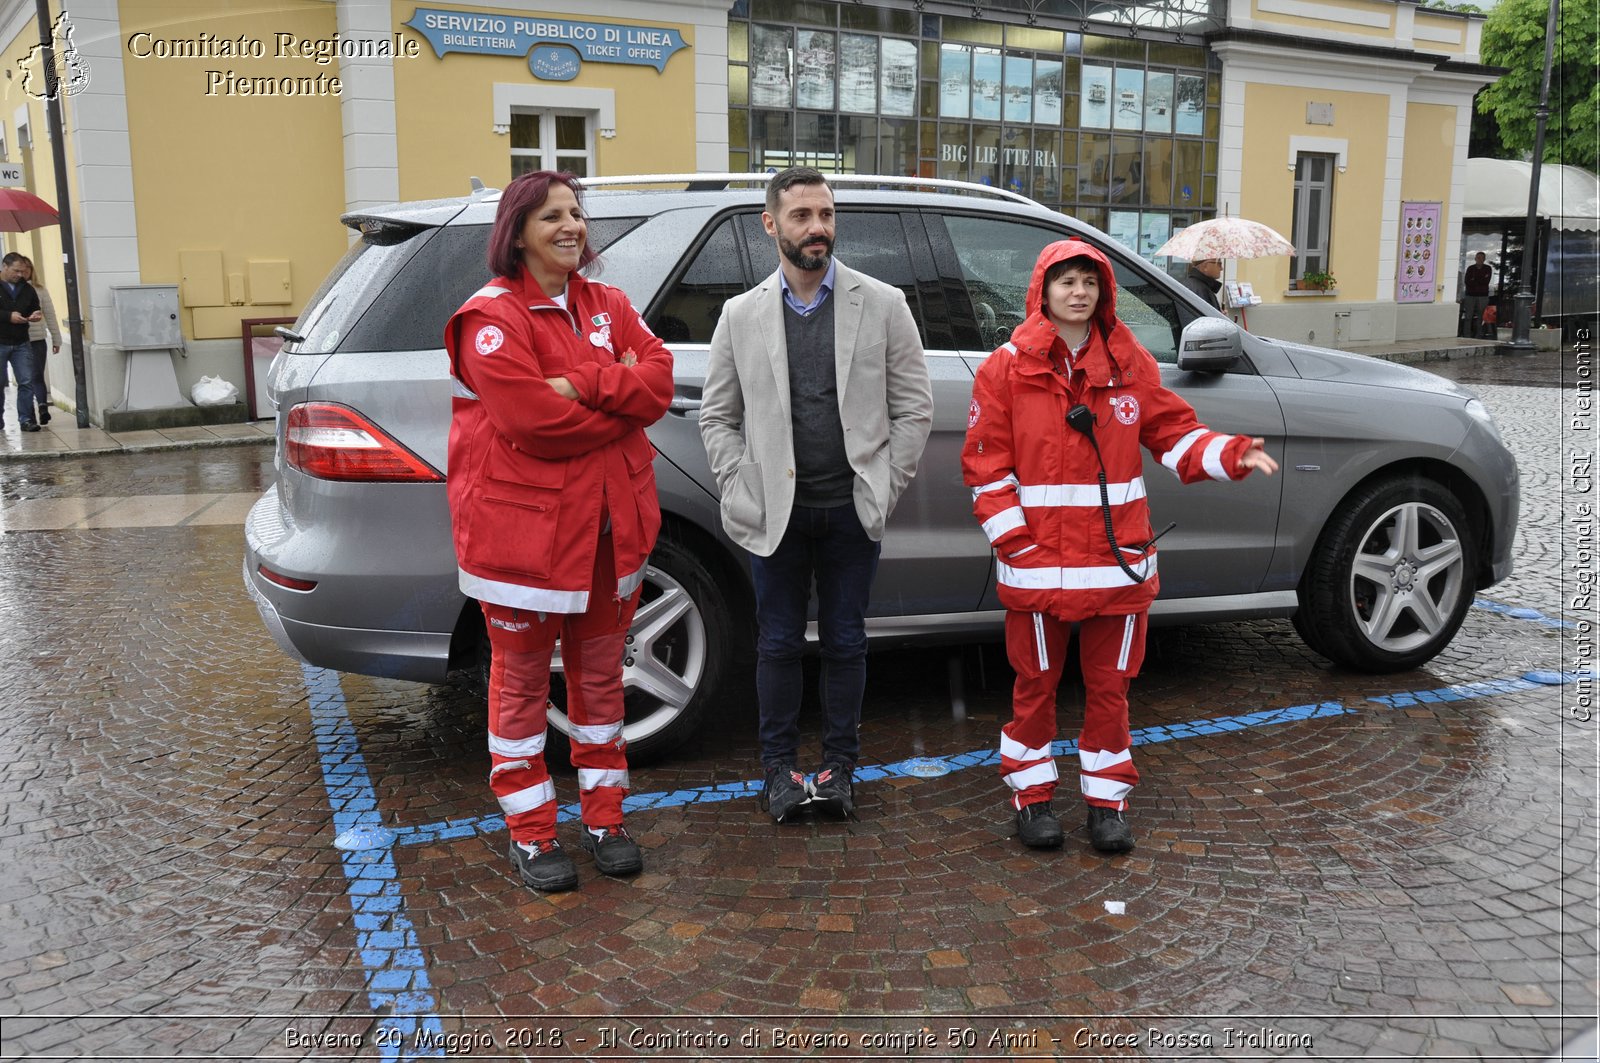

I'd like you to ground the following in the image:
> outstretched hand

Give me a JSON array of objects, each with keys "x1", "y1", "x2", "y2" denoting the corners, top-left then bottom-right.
[{"x1": 1239, "y1": 437, "x2": 1278, "y2": 476}]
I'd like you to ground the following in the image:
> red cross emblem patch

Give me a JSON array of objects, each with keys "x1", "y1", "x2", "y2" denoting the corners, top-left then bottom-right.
[{"x1": 1113, "y1": 395, "x2": 1140, "y2": 425}]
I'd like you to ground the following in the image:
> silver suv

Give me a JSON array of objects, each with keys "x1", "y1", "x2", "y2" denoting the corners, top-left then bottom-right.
[{"x1": 245, "y1": 174, "x2": 1518, "y2": 761}]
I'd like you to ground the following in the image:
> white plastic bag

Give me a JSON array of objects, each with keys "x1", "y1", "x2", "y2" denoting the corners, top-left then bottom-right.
[{"x1": 191, "y1": 374, "x2": 239, "y2": 406}]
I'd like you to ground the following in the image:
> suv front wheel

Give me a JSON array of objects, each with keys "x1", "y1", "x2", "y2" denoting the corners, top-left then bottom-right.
[{"x1": 1295, "y1": 475, "x2": 1476, "y2": 672}]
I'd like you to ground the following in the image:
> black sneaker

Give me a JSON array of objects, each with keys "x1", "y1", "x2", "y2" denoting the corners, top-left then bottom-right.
[
  {"x1": 1016, "y1": 801, "x2": 1063, "y2": 849},
  {"x1": 20, "y1": 422, "x2": 40, "y2": 433},
  {"x1": 810, "y1": 761, "x2": 855, "y2": 819},
  {"x1": 760, "y1": 763, "x2": 810, "y2": 823},
  {"x1": 1087, "y1": 806, "x2": 1135, "y2": 853},
  {"x1": 580, "y1": 824, "x2": 643, "y2": 876},
  {"x1": 508, "y1": 837, "x2": 578, "y2": 892}
]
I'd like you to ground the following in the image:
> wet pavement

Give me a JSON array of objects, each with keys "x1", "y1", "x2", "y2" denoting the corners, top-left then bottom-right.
[{"x1": 0, "y1": 351, "x2": 1595, "y2": 1061}]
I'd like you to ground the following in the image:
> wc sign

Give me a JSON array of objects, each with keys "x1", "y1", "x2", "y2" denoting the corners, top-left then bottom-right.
[{"x1": 0, "y1": 165, "x2": 23, "y2": 187}]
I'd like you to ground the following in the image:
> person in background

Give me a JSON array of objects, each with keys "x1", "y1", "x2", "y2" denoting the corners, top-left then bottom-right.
[
  {"x1": 0, "y1": 252, "x2": 42, "y2": 433},
  {"x1": 18, "y1": 257, "x2": 60, "y2": 425},
  {"x1": 1179, "y1": 258, "x2": 1223, "y2": 311},
  {"x1": 699, "y1": 166, "x2": 933, "y2": 823},
  {"x1": 963, "y1": 239, "x2": 1277, "y2": 855},
  {"x1": 443, "y1": 171, "x2": 674, "y2": 892},
  {"x1": 1462, "y1": 252, "x2": 1493, "y2": 338}
]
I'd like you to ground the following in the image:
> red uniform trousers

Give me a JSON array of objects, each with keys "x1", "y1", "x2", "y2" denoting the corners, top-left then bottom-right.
[
  {"x1": 482, "y1": 532, "x2": 638, "y2": 842},
  {"x1": 998, "y1": 609, "x2": 1147, "y2": 811}
]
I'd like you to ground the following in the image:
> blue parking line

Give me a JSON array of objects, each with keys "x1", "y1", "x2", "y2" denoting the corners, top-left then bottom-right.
[
  {"x1": 304, "y1": 664, "x2": 445, "y2": 1060},
  {"x1": 391, "y1": 666, "x2": 1593, "y2": 847},
  {"x1": 1474, "y1": 597, "x2": 1577, "y2": 628}
]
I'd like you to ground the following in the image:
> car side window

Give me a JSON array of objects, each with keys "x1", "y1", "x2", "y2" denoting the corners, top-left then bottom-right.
[
  {"x1": 343, "y1": 218, "x2": 643, "y2": 352},
  {"x1": 650, "y1": 217, "x2": 746, "y2": 343},
  {"x1": 942, "y1": 215, "x2": 1059, "y2": 349},
  {"x1": 737, "y1": 210, "x2": 929, "y2": 345},
  {"x1": 1103, "y1": 255, "x2": 1186, "y2": 365}
]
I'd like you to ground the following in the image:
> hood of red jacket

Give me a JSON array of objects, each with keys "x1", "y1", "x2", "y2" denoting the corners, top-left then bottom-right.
[
  {"x1": 1023, "y1": 238, "x2": 1119, "y2": 334},
  {"x1": 1008, "y1": 238, "x2": 1146, "y2": 388}
]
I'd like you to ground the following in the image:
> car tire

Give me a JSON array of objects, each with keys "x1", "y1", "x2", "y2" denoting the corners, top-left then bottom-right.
[
  {"x1": 1295, "y1": 475, "x2": 1476, "y2": 673},
  {"x1": 477, "y1": 526, "x2": 733, "y2": 766}
]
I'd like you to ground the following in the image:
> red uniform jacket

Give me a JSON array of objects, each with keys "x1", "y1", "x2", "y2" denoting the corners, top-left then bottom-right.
[
  {"x1": 445, "y1": 270, "x2": 674, "y2": 613},
  {"x1": 962, "y1": 240, "x2": 1253, "y2": 621}
]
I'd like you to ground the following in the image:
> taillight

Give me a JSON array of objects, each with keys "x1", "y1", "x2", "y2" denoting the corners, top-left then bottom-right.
[
  {"x1": 258, "y1": 565, "x2": 317, "y2": 592},
  {"x1": 284, "y1": 402, "x2": 443, "y2": 482}
]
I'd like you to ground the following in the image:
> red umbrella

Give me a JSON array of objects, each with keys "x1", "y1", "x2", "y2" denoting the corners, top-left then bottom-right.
[{"x1": 0, "y1": 187, "x2": 59, "y2": 232}]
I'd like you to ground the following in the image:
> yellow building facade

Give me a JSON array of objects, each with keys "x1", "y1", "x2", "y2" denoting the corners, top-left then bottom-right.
[
  {"x1": 0, "y1": 0, "x2": 725, "y2": 424},
  {"x1": 0, "y1": 0, "x2": 1489, "y2": 425},
  {"x1": 1216, "y1": 0, "x2": 1492, "y2": 343}
]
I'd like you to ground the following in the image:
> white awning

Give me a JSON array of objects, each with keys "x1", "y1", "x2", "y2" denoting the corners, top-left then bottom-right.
[{"x1": 1464, "y1": 158, "x2": 1599, "y2": 232}]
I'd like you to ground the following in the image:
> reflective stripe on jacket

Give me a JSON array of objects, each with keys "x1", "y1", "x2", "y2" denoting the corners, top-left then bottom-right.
[
  {"x1": 445, "y1": 270, "x2": 674, "y2": 613},
  {"x1": 961, "y1": 239, "x2": 1251, "y2": 621}
]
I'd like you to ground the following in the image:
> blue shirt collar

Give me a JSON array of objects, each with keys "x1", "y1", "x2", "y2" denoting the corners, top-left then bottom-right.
[{"x1": 778, "y1": 258, "x2": 836, "y2": 317}]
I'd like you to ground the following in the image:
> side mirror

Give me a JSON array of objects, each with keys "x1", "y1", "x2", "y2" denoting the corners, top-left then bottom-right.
[{"x1": 1177, "y1": 317, "x2": 1242, "y2": 372}]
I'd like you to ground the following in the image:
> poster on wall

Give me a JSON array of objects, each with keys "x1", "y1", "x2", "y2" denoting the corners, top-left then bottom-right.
[
  {"x1": 1175, "y1": 74, "x2": 1205, "y2": 136},
  {"x1": 839, "y1": 33, "x2": 877, "y2": 113},
  {"x1": 796, "y1": 30, "x2": 836, "y2": 110},
  {"x1": 1108, "y1": 210, "x2": 1141, "y2": 252},
  {"x1": 880, "y1": 38, "x2": 917, "y2": 117},
  {"x1": 1145, "y1": 72, "x2": 1173, "y2": 134},
  {"x1": 1113, "y1": 68, "x2": 1144, "y2": 130},
  {"x1": 1139, "y1": 213, "x2": 1171, "y2": 260},
  {"x1": 1397, "y1": 201, "x2": 1441, "y2": 303},
  {"x1": 1034, "y1": 58, "x2": 1062, "y2": 126},
  {"x1": 1004, "y1": 55, "x2": 1032, "y2": 124},
  {"x1": 750, "y1": 25, "x2": 791, "y2": 108},
  {"x1": 972, "y1": 48, "x2": 1002, "y2": 121},
  {"x1": 939, "y1": 44, "x2": 970, "y2": 119},
  {"x1": 1080, "y1": 64, "x2": 1112, "y2": 128}
]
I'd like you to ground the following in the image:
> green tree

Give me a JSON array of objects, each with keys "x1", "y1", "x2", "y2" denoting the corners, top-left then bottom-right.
[{"x1": 1476, "y1": 0, "x2": 1599, "y2": 171}]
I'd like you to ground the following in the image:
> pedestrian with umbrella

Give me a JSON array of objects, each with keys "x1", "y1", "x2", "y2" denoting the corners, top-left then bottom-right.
[
  {"x1": 1156, "y1": 215, "x2": 1295, "y2": 327},
  {"x1": 0, "y1": 250, "x2": 42, "y2": 432},
  {"x1": 1180, "y1": 257, "x2": 1224, "y2": 309},
  {"x1": 0, "y1": 187, "x2": 61, "y2": 433}
]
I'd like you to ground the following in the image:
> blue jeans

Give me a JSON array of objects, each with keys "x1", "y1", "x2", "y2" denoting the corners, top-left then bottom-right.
[
  {"x1": 749, "y1": 502, "x2": 881, "y2": 769},
  {"x1": 0, "y1": 342, "x2": 35, "y2": 426}
]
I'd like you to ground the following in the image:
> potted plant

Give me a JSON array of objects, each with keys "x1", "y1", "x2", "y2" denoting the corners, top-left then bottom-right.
[{"x1": 1297, "y1": 269, "x2": 1336, "y2": 292}]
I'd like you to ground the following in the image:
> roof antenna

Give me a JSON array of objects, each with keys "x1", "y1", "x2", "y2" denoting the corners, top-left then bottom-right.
[{"x1": 469, "y1": 176, "x2": 486, "y2": 193}]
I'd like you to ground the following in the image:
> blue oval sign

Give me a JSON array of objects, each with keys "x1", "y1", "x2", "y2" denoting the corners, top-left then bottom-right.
[{"x1": 529, "y1": 43, "x2": 580, "y2": 81}]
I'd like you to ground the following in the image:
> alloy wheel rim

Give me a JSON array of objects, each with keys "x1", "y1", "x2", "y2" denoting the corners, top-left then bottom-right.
[
  {"x1": 1348, "y1": 501, "x2": 1466, "y2": 654},
  {"x1": 549, "y1": 563, "x2": 708, "y2": 744}
]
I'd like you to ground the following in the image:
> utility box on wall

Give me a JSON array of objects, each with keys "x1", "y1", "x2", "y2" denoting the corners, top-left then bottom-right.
[{"x1": 111, "y1": 285, "x2": 183, "y2": 349}]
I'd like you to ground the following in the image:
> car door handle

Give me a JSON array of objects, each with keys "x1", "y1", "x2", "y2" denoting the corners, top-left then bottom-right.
[{"x1": 668, "y1": 395, "x2": 701, "y2": 415}]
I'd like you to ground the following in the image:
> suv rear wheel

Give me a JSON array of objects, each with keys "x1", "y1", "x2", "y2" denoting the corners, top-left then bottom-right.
[
  {"x1": 477, "y1": 527, "x2": 734, "y2": 765},
  {"x1": 1295, "y1": 475, "x2": 1476, "y2": 672}
]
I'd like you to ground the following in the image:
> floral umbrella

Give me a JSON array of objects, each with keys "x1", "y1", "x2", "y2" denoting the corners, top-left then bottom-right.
[{"x1": 1155, "y1": 215, "x2": 1294, "y2": 260}]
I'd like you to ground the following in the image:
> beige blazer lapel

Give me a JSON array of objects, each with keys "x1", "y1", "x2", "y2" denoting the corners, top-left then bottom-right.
[
  {"x1": 754, "y1": 273, "x2": 792, "y2": 426},
  {"x1": 832, "y1": 264, "x2": 865, "y2": 408}
]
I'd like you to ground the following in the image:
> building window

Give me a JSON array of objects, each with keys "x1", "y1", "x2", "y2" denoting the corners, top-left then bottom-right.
[
  {"x1": 510, "y1": 111, "x2": 593, "y2": 179},
  {"x1": 728, "y1": 2, "x2": 1221, "y2": 262},
  {"x1": 1291, "y1": 153, "x2": 1334, "y2": 279}
]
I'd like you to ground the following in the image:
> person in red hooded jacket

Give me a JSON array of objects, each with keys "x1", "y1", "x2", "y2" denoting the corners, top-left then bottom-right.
[
  {"x1": 962, "y1": 239, "x2": 1277, "y2": 854},
  {"x1": 445, "y1": 171, "x2": 674, "y2": 892}
]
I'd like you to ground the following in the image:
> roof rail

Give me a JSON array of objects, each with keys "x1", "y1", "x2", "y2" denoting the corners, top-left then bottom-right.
[{"x1": 578, "y1": 172, "x2": 1038, "y2": 206}]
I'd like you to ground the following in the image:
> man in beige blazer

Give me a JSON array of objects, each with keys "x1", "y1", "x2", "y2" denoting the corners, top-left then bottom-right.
[{"x1": 700, "y1": 167, "x2": 933, "y2": 823}]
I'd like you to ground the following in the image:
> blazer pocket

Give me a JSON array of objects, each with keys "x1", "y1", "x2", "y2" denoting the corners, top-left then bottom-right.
[{"x1": 722, "y1": 461, "x2": 766, "y2": 537}]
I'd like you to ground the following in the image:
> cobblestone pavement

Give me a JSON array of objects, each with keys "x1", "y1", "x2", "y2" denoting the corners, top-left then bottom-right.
[{"x1": 0, "y1": 352, "x2": 1594, "y2": 1061}]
